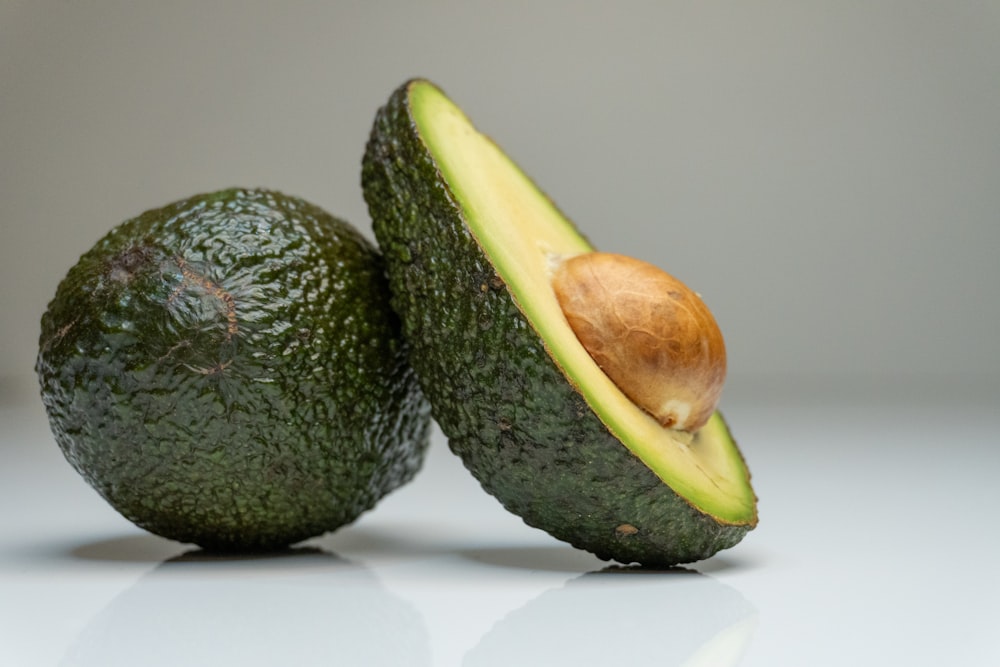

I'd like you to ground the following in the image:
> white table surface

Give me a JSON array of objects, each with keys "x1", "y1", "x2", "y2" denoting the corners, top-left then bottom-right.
[{"x1": 2, "y1": 377, "x2": 998, "y2": 666}]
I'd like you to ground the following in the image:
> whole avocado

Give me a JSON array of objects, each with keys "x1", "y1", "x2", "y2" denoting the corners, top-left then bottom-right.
[{"x1": 36, "y1": 188, "x2": 430, "y2": 551}]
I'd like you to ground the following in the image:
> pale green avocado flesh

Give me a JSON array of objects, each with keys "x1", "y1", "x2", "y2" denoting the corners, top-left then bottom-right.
[{"x1": 410, "y1": 82, "x2": 756, "y2": 527}]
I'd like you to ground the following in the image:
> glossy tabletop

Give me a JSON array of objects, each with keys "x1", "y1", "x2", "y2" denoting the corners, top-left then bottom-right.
[{"x1": 2, "y1": 377, "x2": 998, "y2": 666}]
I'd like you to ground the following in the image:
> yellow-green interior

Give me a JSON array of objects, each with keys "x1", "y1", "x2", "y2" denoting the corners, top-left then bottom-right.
[{"x1": 410, "y1": 81, "x2": 755, "y2": 525}]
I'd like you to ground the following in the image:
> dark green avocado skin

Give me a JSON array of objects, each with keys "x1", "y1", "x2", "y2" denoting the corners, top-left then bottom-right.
[
  {"x1": 362, "y1": 81, "x2": 750, "y2": 566},
  {"x1": 36, "y1": 188, "x2": 431, "y2": 551}
]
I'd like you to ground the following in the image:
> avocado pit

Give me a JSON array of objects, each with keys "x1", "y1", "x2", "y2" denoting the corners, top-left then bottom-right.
[{"x1": 551, "y1": 252, "x2": 726, "y2": 432}]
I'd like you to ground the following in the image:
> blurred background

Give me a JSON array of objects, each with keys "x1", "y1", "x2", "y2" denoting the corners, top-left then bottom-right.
[{"x1": 3, "y1": 1, "x2": 998, "y2": 404}]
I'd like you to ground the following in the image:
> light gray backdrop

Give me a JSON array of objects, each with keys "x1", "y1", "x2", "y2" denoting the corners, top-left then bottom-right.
[{"x1": 3, "y1": 2, "x2": 998, "y2": 400}]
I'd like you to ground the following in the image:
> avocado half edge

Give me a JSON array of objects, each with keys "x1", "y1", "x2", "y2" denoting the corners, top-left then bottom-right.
[{"x1": 362, "y1": 79, "x2": 757, "y2": 566}]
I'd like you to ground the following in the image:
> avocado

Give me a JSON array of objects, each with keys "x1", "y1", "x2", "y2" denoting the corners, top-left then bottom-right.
[
  {"x1": 362, "y1": 80, "x2": 757, "y2": 565},
  {"x1": 36, "y1": 188, "x2": 430, "y2": 551}
]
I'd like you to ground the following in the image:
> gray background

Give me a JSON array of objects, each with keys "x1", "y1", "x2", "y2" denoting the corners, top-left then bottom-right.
[{"x1": 3, "y1": 1, "x2": 998, "y2": 400}]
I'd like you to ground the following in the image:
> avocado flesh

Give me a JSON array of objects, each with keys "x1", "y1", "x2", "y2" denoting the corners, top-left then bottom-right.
[
  {"x1": 364, "y1": 80, "x2": 757, "y2": 565},
  {"x1": 36, "y1": 188, "x2": 431, "y2": 550}
]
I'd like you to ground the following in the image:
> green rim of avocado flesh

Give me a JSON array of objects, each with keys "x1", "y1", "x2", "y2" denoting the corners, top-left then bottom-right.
[{"x1": 363, "y1": 80, "x2": 757, "y2": 566}]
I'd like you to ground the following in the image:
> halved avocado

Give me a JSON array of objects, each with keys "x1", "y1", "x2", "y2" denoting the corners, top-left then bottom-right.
[{"x1": 363, "y1": 79, "x2": 757, "y2": 565}]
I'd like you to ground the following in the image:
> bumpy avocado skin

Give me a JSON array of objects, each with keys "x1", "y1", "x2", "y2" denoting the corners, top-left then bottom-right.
[
  {"x1": 36, "y1": 188, "x2": 431, "y2": 551},
  {"x1": 363, "y1": 81, "x2": 751, "y2": 566}
]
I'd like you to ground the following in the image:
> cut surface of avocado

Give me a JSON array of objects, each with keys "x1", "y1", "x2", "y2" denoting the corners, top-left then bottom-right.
[
  {"x1": 410, "y1": 82, "x2": 755, "y2": 526},
  {"x1": 364, "y1": 79, "x2": 757, "y2": 565}
]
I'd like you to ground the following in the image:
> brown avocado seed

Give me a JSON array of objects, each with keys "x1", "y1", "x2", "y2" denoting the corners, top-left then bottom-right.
[{"x1": 551, "y1": 252, "x2": 726, "y2": 432}]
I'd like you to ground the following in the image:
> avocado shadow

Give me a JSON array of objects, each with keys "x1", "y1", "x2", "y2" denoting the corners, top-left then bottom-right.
[
  {"x1": 66, "y1": 528, "x2": 402, "y2": 565},
  {"x1": 68, "y1": 532, "x2": 337, "y2": 565},
  {"x1": 63, "y1": 525, "x2": 762, "y2": 575},
  {"x1": 458, "y1": 542, "x2": 760, "y2": 575},
  {"x1": 458, "y1": 544, "x2": 608, "y2": 573},
  {"x1": 69, "y1": 533, "x2": 189, "y2": 563},
  {"x1": 63, "y1": 519, "x2": 459, "y2": 566}
]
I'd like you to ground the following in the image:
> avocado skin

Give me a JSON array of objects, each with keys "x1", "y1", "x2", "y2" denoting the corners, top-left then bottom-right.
[
  {"x1": 362, "y1": 81, "x2": 749, "y2": 566},
  {"x1": 36, "y1": 188, "x2": 430, "y2": 551}
]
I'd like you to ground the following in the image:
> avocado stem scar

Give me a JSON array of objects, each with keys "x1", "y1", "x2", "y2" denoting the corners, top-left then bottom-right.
[
  {"x1": 615, "y1": 523, "x2": 639, "y2": 537},
  {"x1": 186, "y1": 359, "x2": 235, "y2": 375},
  {"x1": 156, "y1": 339, "x2": 192, "y2": 364},
  {"x1": 41, "y1": 317, "x2": 78, "y2": 352},
  {"x1": 171, "y1": 257, "x2": 239, "y2": 340}
]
